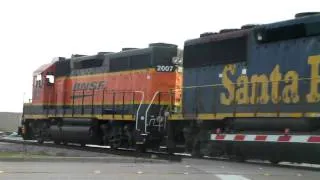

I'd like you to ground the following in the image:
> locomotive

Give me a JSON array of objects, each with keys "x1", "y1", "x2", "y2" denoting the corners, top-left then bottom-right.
[{"x1": 18, "y1": 12, "x2": 320, "y2": 163}]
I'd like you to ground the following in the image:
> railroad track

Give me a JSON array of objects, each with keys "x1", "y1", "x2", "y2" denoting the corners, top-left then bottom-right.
[
  {"x1": 1, "y1": 137, "x2": 320, "y2": 171},
  {"x1": 0, "y1": 138, "x2": 182, "y2": 162}
]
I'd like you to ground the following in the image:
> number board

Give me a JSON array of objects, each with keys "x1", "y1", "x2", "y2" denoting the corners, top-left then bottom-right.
[{"x1": 155, "y1": 65, "x2": 176, "y2": 72}]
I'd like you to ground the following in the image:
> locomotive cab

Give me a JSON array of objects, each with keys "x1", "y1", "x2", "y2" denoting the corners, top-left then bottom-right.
[
  {"x1": 20, "y1": 58, "x2": 63, "y2": 139},
  {"x1": 32, "y1": 63, "x2": 56, "y2": 105},
  {"x1": 23, "y1": 60, "x2": 57, "y2": 117}
]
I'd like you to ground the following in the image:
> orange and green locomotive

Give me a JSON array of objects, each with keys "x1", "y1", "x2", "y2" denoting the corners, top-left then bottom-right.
[{"x1": 21, "y1": 43, "x2": 182, "y2": 149}]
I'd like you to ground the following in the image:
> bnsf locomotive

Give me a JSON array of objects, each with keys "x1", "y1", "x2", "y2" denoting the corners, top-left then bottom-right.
[{"x1": 19, "y1": 12, "x2": 320, "y2": 163}]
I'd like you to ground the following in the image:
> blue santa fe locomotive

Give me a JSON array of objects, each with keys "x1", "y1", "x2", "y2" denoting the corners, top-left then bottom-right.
[{"x1": 169, "y1": 12, "x2": 320, "y2": 164}]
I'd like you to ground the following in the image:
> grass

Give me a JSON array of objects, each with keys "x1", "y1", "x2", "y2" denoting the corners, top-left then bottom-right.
[
  {"x1": 0, "y1": 151, "x2": 55, "y2": 158},
  {"x1": 0, "y1": 152, "x2": 22, "y2": 157}
]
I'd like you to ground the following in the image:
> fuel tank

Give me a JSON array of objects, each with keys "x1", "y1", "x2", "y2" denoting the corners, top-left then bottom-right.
[
  {"x1": 49, "y1": 125, "x2": 92, "y2": 143},
  {"x1": 61, "y1": 118, "x2": 92, "y2": 126}
]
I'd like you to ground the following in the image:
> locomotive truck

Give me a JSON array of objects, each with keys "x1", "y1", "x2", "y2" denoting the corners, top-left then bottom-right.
[{"x1": 18, "y1": 12, "x2": 320, "y2": 164}]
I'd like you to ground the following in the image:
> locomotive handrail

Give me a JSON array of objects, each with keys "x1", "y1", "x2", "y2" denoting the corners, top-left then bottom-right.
[
  {"x1": 145, "y1": 91, "x2": 160, "y2": 133},
  {"x1": 165, "y1": 88, "x2": 183, "y2": 114},
  {"x1": 91, "y1": 89, "x2": 95, "y2": 115},
  {"x1": 101, "y1": 88, "x2": 105, "y2": 116},
  {"x1": 81, "y1": 90, "x2": 85, "y2": 115},
  {"x1": 122, "y1": 92, "x2": 125, "y2": 117},
  {"x1": 134, "y1": 91, "x2": 145, "y2": 130},
  {"x1": 175, "y1": 76, "x2": 315, "y2": 90}
]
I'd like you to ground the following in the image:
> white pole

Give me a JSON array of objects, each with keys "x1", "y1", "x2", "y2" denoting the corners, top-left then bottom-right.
[{"x1": 20, "y1": 92, "x2": 26, "y2": 126}]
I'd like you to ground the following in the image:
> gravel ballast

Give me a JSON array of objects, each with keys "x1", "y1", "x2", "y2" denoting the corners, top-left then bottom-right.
[{"x1": 0, "y1": 141, "x2": 169, "y2": 163}]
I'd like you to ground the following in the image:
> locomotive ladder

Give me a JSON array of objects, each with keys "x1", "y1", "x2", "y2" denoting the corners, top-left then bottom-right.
[{"x1": 134, "y1": 91, "x2": 145, "y2": 130}]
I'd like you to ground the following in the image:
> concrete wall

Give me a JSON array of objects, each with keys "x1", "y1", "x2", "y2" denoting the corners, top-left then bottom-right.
[{"x1": 0, "y1": 112, "x2": 21, "y2": 132}]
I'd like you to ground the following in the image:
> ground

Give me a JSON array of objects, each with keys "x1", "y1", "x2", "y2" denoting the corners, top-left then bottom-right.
[
  {"x1": 0, "y1": 141, "x2": 319, "y2": 180},
  {"x1": 0, "y1": 141, "x2": 113, "y2": 157},
  {"x1": 0, "y1": 159, "x2": 320, "y2": 180}
]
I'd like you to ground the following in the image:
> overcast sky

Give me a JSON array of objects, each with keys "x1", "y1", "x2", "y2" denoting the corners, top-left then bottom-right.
[{"x1": 0, "y1": 0, "x2": 318, "y2": 112}]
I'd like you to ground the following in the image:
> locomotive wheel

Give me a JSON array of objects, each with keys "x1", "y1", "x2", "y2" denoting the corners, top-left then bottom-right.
[
  {"x1": 270, "y1": 159, "x2": 280, "y2": 164},
  {"x1": 21, "y1": 133, "x2": 32, "y2": 140},
  {"x1": 37, "y1": 138, "x2": 44, "y2": 144},
  {"x1": 109, "y1": 136, "x2": 121, "y2": 149},
  {"x1": 232, "y1": 147, "x2": 246, "y2": 162},
  {"x1": 166, "y1": 147, "x2": 175, "y2": 155},
  {"x1": 102, "y1": 135, "x2": 109, "y2": 145},
  {"x1": 136, "y1": 144, "x2": 146, "y2": 153},
  {"x1": 110, "y1": 142, "x2": 121, "y2": 149},
  {"x1": 232, "y1": 155, "x2": 246, "y2": 162},
  {"x1": 191, "y1": 140, "x2": 203, "y2": 158}
]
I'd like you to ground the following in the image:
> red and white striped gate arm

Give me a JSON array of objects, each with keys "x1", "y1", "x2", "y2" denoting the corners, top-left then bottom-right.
[{"x1": 210, "y1": 134, "x2": 320, "y2": 143}]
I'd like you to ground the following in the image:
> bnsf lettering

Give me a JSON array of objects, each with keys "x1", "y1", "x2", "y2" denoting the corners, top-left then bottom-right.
[
  {"x1": 73, "y1": 81, "x2": 105, "y2": 91},
  {"x1": 220, "y1": 55, "x2": 320, "y2": 105}
]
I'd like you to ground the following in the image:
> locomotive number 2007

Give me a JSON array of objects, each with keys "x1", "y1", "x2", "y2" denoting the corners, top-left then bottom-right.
[{"x1": 156, "y1": 65, "x2": 175, "y2": 72}]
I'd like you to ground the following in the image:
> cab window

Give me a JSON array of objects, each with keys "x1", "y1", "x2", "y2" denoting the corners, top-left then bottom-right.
[{"x1": 35, "y1": 74, "x2": 42, "y2": 88}]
